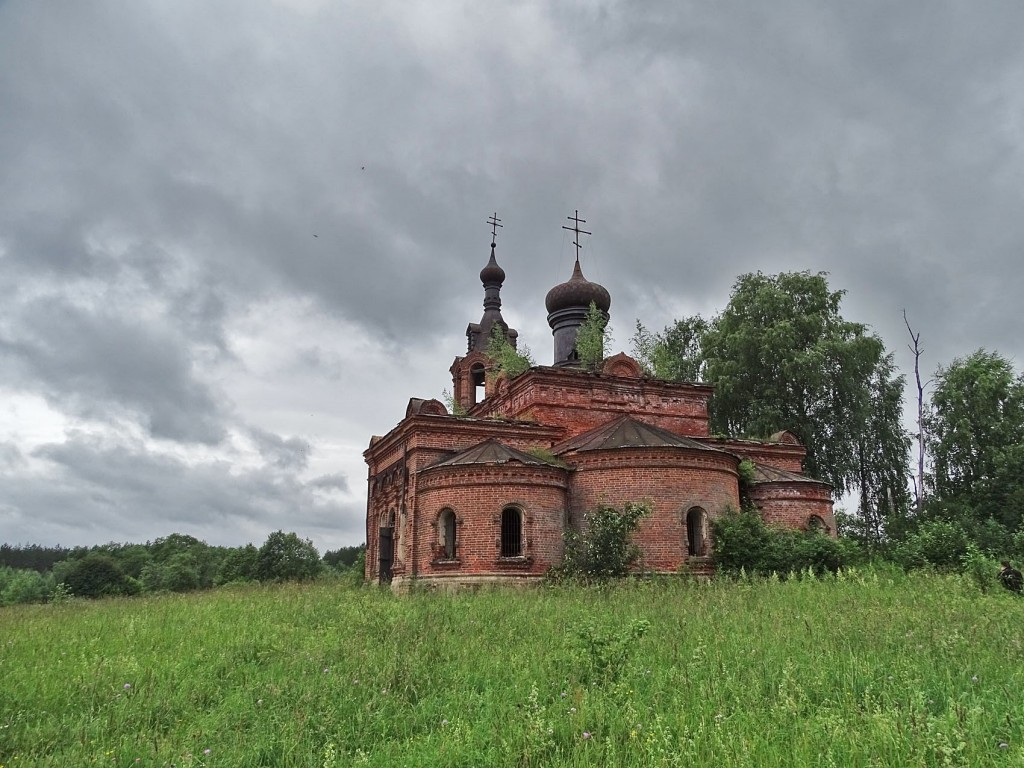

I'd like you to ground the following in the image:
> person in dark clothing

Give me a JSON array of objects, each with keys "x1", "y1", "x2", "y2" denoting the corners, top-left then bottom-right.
[{"x1": 998, "y1": 561, "x2": 1023, "y2": 593}]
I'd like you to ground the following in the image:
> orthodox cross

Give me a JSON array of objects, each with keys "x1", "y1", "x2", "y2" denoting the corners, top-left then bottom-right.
[
  {"x1": 562, "y1": 209, "x2": 591, "y2": 263},
  {"x1": 487, "y1": 212, "x2": 503, "y2": 246}
]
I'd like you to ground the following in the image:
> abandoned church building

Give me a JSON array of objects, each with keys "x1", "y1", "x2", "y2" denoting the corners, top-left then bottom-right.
[{"x1": 364, "y1": 217, "x2": 835, "y2": 589}]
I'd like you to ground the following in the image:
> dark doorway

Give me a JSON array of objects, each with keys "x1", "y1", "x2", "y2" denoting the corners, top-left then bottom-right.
[
  {"x1": 378, "y1": 527, "x2": 394, "y2": 583},
  {"x1": 686, "y1": 507, "x2": 706, "y2": 557}
]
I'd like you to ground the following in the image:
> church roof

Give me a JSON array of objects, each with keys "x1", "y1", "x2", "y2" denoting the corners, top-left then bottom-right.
[
  {"x1": 750, "y1": 463, "x2": 828, "y2": 485},
  {"x1": 479, "y1": 245, "x2": 506, "y2": 285},
  {"x1": 553, "y1": 416, "x2": 728, "y2": 455},
  {"x1": 427, "y1": 438, "x2": 561, "y2": 469},
  {"x1": 544, "y1": 260, "x2": 611, "y2": 314}
]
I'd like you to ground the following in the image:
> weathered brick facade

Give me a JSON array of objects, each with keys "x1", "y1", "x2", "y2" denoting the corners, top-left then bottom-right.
[{"x1": 364, "y1": 236, "x2": 836, "y2": 590}]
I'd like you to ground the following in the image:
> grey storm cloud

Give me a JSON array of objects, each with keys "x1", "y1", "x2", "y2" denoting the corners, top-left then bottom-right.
[
  {"x1": 250, "y1": 428, "x2": 311, "y2": 471},
  {"x1": 2, "y1": 296, "x2": 227, "y2": 444},
  {"x1": 2, "y1": 0, "x2": 1024, "y2": 551},
  {"x1": 0, "y1": 435, "x2": 363, "y2": 548}
]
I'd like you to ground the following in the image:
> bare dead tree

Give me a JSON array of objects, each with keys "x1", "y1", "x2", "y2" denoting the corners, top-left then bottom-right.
[{"x1": 903, "y1": 309, "x2": 926, "y2": 513}]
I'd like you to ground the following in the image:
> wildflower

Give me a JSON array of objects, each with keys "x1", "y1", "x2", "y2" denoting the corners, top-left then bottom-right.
[
  {"x1": 441, "y1": 719, "x2": 449, "y2": 727},
  {"x1": 583, "y1": 731, "x2": 592, "y2": 740},
  {"x1": 123, "y1": 683, "x2": 131, "y2": 690},
  {"x1": 203, "y1": 749, "x2": 211, "y2": 755},
  {"x1": 569, "y1": 707, "x2": 577, "y2": 714},
  {"x1": 971, "y1": 675, "x2": 979, "y2": 683},
  {"x1": 560, "y1": 691, "x2": 567, "y2": 698}
]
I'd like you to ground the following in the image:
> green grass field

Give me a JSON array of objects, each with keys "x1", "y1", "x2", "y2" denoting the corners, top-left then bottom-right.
[{"x1": 3, "y1": 569, "x2": 1023, "y2": 767}]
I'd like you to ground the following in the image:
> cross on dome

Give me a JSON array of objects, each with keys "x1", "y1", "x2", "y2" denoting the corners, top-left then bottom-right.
[
  {"x1": 561, "y1": 209, "x2": 591, "y2": 263},
  {"x1": 487, "y1": 212, "x2": 502, "y2": 246}
]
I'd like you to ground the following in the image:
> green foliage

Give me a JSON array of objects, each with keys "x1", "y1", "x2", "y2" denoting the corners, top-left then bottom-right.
[
  {"x1": 0, "y1": 543, "x2": 73, "y2": 572},
  {"x1": 631, "y1": 316, "x2": 708, "y2": 381},
  {"x1": 703, "y1": 272, "x2": 908, "y2": 506},
  {"x1": 961, "y1": 545, "x2": 1001, "y2": 594},
  {"x1": 140, "y1": 553, "x2": 202, "y2": 593},
  {"x1": 925, "y1": 350, "x2": 1024, "y2": 534},
  {"x1": 554, "y1": 502, "x2": 649, "y2": 582},
  {"x1": 441, "y1": 387, "x2": 467, "y2": 416},
  {"x1": 486, "y1": 323, "x2": 534, "y2": 380},
  {"x1": 524, "y1": 446, "x2": 570, "y2": 468},
  {"x1": 255, "y1": 530, "x2": 323, "y2": 583},
  {"x1": 62, "y1": 553, "x2": 139, "y2": 598},
  {"x1": 569, "y1": 618, "x2": 651, "y2": 685},
  {"x1": 736, "y1": 459, "x2": 756, "y2": 486},
  {"x1": 575, "y1": 301, "x2": 611, "y2": 371},
  {"x1": 323, "y1": 544, "x2": 366, "y2": 570},
  {"x1": 892, "y1": 520, "x2": 971, "y2": 571},
  {"x1": 711, "y1": 507, "x2": 860, "y2": 577},
  {"x1": 0, "y1": 567, "x2": 49, "y2": 606},
  {"x1": 216, "y1": 544, "x2": 260, "y2": 585}
]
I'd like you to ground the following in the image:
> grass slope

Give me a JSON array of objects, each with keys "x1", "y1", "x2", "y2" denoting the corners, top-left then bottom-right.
[{"x1": 3, "y1": 569, "x2": 1024, "y2": 767}]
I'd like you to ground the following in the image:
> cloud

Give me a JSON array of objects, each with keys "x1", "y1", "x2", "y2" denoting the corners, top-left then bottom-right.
[
  {"x1": 2, "y1": 0, "x2": 1024, "y2": 550},
  {"x1": 0, "y1": 432, "x2": 363, "y2": 550}
]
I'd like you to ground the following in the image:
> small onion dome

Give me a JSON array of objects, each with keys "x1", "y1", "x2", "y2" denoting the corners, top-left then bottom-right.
[
  {"x1": 479, "y1": 246, "x2": 505, "y2": 285},
  {"x1": 544, "y1": 260, "x2": 611, "y2": 314}
]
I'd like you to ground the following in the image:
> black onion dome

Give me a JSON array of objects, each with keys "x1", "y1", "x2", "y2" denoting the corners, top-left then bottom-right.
[
  {"x1": 479, "y1": 246, "x2": 505, "y2": 285},
  {"x1": 544, "y1": 261, "x2": 611, "y2": 314}
]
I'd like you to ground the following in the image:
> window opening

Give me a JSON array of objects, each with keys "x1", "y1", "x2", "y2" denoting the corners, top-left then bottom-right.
[
  {"x1": 500, "y1": 507, "x2": 523, "y2": 557},
  {"x1": 471, "y1": 363, "x2": 486, "y2": 405},
  {"x1": 439, "y1": 509, "x2": 457, "y2": 559}
]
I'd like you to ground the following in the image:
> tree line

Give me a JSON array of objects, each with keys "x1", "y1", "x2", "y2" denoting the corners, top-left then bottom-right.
[{"x1": 0, "y1": 533, "x2": 365, "y2": 606}]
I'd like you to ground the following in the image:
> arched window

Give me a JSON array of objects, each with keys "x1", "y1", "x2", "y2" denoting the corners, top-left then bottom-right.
[
  {"x1": 808, "y1": 515, "x2": 829, "y2": 534},
  {"x1": 471, "y1": 363, "x2": 486, "y2": 405},
  {"x1": 438, "y1": 509, "x2": 457, "y2": 559},
  {"x1": 500, "y1": 507, "x2": 523, "y2": 557},
  {"x1": 686, "y1": 507, "x2": 707, "y2": 557}
]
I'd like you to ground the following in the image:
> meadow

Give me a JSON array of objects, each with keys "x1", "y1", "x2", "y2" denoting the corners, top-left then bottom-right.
[{"x1": 3, "y1": 569, "x2": 1023, "y2": 767}]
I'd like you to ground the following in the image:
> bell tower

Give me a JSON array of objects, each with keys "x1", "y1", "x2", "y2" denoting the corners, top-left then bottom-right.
[{"x1": 450, "y1": 214, "x2": 518, "y2": 411}]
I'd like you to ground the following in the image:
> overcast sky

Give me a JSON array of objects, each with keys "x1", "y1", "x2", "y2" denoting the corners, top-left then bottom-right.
[{"x1": 2, "y1": 1, "x2": 1023, "y2": 553}]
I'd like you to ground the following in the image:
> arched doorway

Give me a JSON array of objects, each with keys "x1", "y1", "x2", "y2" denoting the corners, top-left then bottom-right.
[{"x1": 686, "y1": 507, "x2": 707, "y2": 557}]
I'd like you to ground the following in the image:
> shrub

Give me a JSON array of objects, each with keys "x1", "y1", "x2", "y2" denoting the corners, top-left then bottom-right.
[
  {"x1": 62, "y1": 554, "x2": 138, "y2": 598},
  {"x1": 712, "y1": 508, "x2": 859, "y2": 577},
  {"x1": 1, "y1": 568, "x2": 48, "y2": 606},
  {"x1": 486, "y1": 324, "x2": 533, "y2": 380},
  {"x1": 961, "y1": 545, "x2": 1001, "y2": 594},
  {"x1": 892, "y1": 520, "x2": 970, "y2": 571},
  {"x1": 553, "y1": 502, "x2": 649, "y2": 582},
  {"x1": 575, "y1": 302, "x2": 611, "y2": 371}
]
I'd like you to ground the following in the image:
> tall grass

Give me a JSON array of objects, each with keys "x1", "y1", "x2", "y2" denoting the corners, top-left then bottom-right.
[{"x1": 3, "y1": 569, "x2": 1023, "y2": 766}]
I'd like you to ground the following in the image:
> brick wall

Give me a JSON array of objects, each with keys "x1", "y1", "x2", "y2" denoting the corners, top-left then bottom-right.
[
  {"x1": 566, "y1": 448, "x2": 741, "y2": 572},
  {"x1": 748, "y1": 482, "x2": 836, "y2": 535},
  {"x1": 414, "y1": 464, "x2": 569, "y2": 578},
  {"x1": 475, "y1": 367, "x2": 714, "y2": 440}
]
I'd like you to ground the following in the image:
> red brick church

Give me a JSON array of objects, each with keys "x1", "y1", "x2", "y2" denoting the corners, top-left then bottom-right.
[{"x1": 364, "y1": 218, "x2": 835, "y2": 589}]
